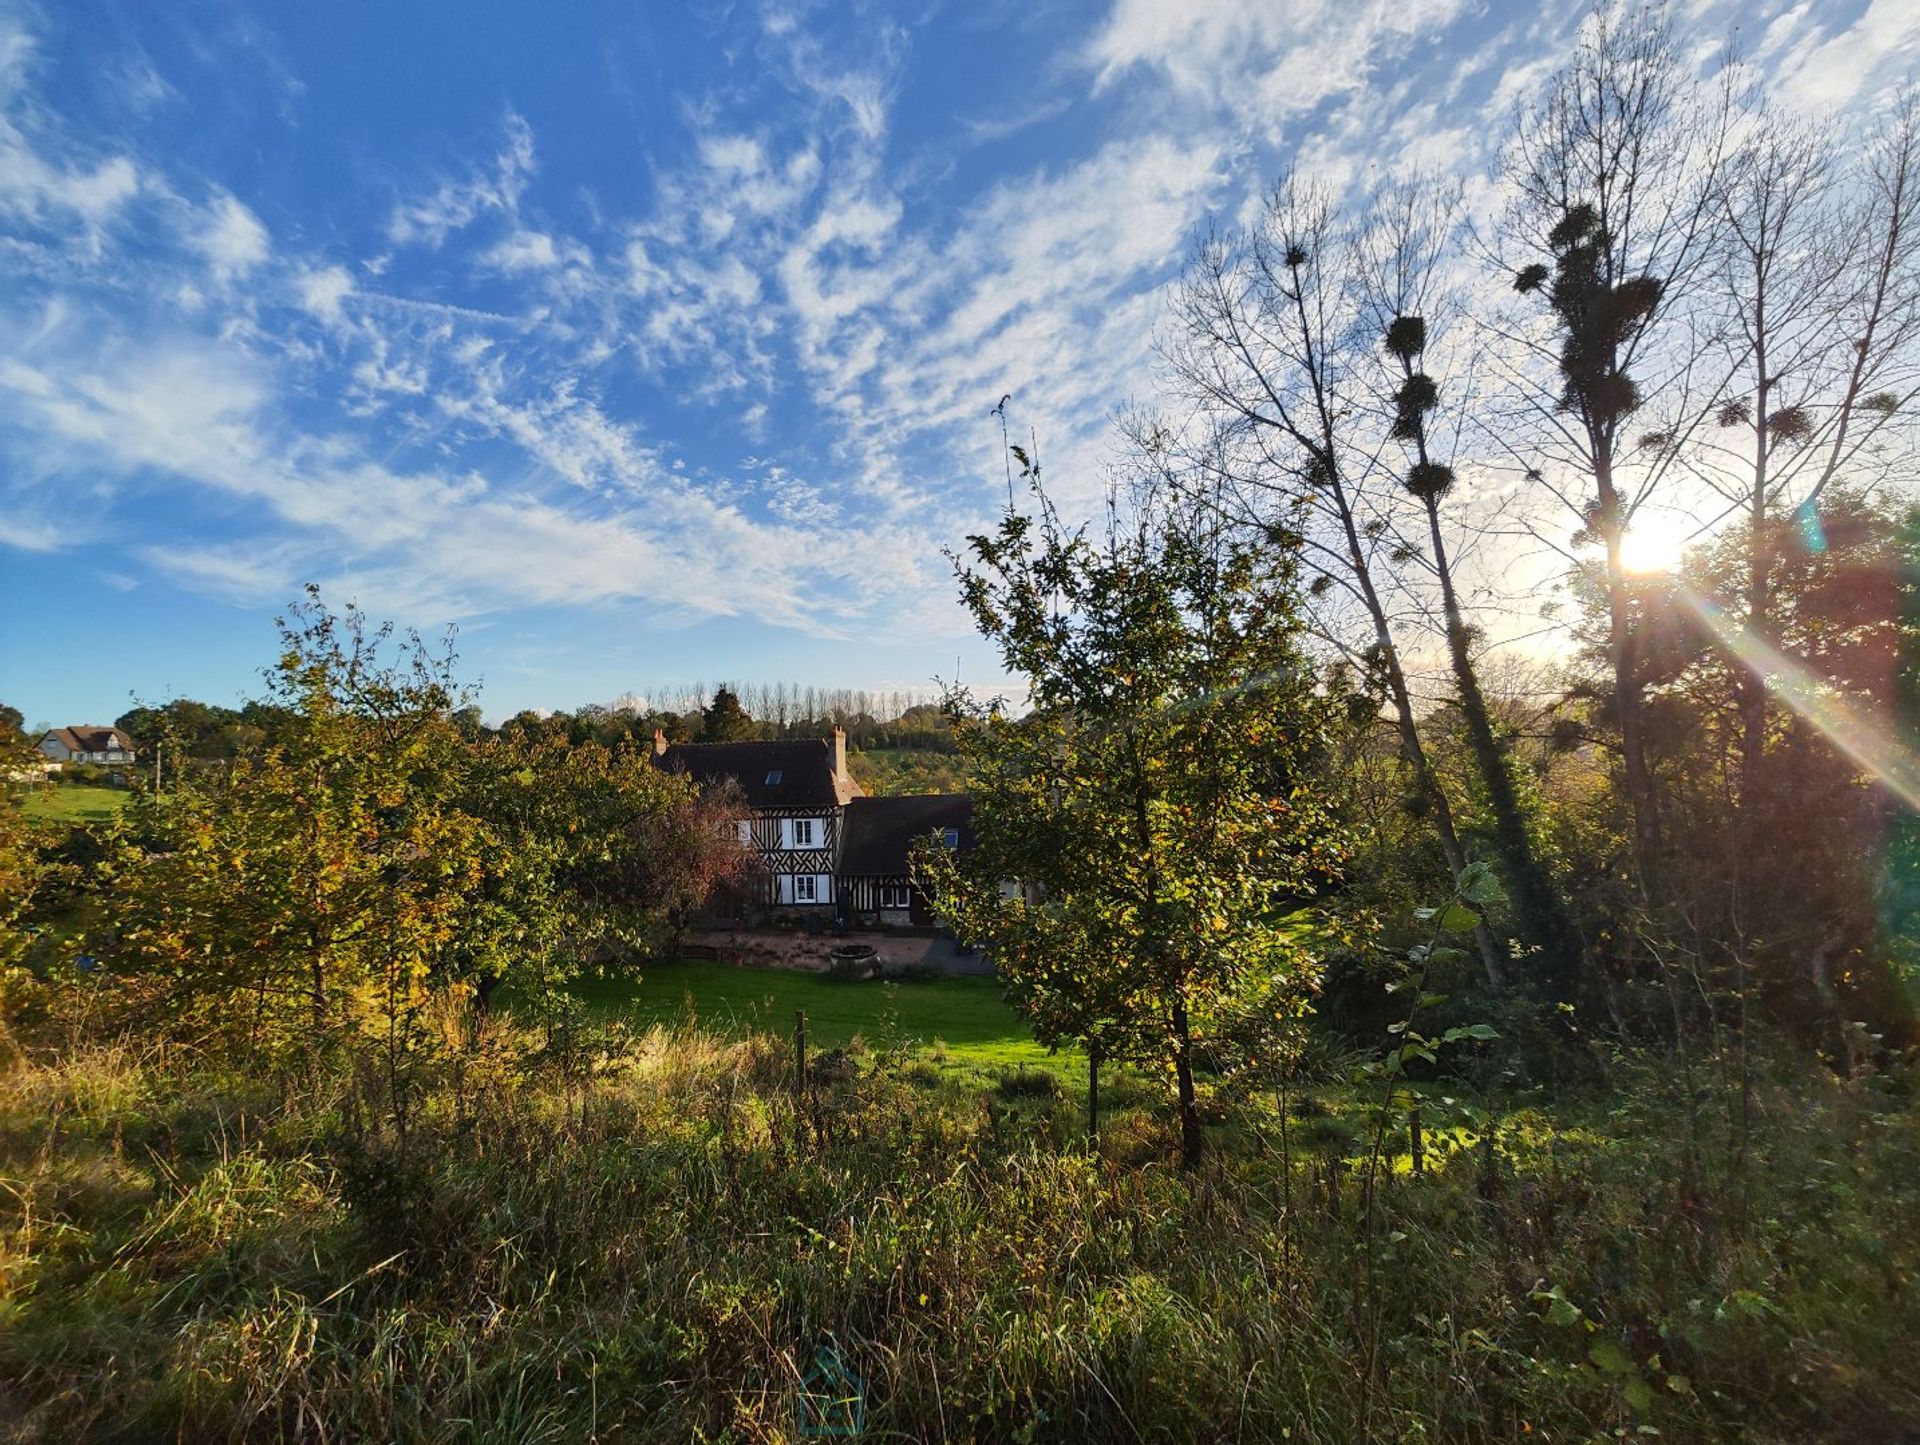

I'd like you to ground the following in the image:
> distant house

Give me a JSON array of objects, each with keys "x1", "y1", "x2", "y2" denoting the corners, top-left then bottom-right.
[
  {"x1": 38, "y1": 726, "x2": 137, "y2": 766},
  {"x1": 650, "y1": 730, "x2": 975, "y2": 928},
  {"x1": 653, "y1": 728, "x2": 864, "y2": 918}
]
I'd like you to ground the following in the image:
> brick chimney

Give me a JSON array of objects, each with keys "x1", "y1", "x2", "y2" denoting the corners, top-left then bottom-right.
[
  {"x1": 652, "y1": 726, "x2": 669, "y2": 757},
  {"x1": 831, "y1": 725, "x2": 847, "y2": 782}
]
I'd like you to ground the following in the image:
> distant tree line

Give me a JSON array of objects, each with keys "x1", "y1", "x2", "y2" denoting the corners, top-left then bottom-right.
[
  {"x1": 101, "y1": 681, "x2": 957, "y2": 767},
  {"x1": 501, "y1": 682, "x2": 957, "y2": 753}
]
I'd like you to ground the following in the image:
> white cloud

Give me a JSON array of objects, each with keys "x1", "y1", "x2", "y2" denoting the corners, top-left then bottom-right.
[
  {"x1": 1772, "y1": 0, "x2": 1920, "y2": 110},
  {"x1": 482, "y1": 228, "x2": 564, "y2": 271},
  {"x1": 387, "y1": 112, "x2": 536, "y2": 248},
  {"x1": 3, "y1": 0, "x2": 1908, "y2": 682},
  {"x1": 191, "y1": 193, "x2": 270, "y2": 280},
  {"x1": 297, "y1": 264, "x2": 353, "y2": 324},
  {"x1": 0, "y1": 108, "x2": 140, "y2": 229},
  {"x1": 1086, "y1": 0, "x2": 1471, "y2": 125}
]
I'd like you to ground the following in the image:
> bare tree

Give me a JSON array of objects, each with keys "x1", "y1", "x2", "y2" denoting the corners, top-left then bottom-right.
[
  {"x1": 1357, "y1": 178, "x2": 1583, "y2": 989},
  {"x1": 1694, "y1": 96, "x2": 1920, "y2": 812},
  {"x1": 1158, "y1": 175, "x2": 1508, "y2": 985},
  {"x1": 1492, "y1": 3, "x2": 1732, "y2": 898}
]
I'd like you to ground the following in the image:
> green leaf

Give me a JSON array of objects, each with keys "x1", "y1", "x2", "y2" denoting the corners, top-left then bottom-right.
[
  {"x1": 1437, "y1": 902, "x2": 1481, "y2": 933},
  {"x1": 1589, "y1": 1337, "x2": 1635, "y2": 1376},
  {"x1": 1533, "y1": 1286, "x2": 1583, "y2": 1327},
  {"x1": 1456, "y1": 861, "x2": 1507, "y2": 910}
]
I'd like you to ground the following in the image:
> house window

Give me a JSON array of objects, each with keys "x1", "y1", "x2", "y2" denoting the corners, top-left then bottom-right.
[
  {"x1": 791, "y1": 818, "x2": 816, "y2": 848},
  {"x1": 765, "y1": 770, "x2": 783, "y2": 785},
  {"x1": 736, "y1": 820, "x2": 754, "y2": 845},
  {"x1": 941, "y1": 827, "x2": 960, "y2": 849},
  {"x1": 882, "y1": 884, "x2": 912, "y2": 910},
  {"x1": 793, "y1": 874, "x2": 817, "y2": 903}
]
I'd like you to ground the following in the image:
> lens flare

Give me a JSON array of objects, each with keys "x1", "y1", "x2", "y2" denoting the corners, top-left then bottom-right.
[{"x1": 1676, "y1": 587, "x2": 1920, "y2": 812}]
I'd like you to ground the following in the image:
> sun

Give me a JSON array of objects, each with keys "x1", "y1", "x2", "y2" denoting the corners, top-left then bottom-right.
[{"x1": 1618, "y1": 512, "x2": 1690, "y2": 575}]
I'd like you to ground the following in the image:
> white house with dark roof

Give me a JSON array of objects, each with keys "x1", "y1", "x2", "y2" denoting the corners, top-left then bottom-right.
[
  {"x1": 38, "y1": 726, "x2": 137, "y2": 766},
  {"x1": 650, "y1": 730, "x2": 976, "y2": 927},
  {"x1": 652, "y1": 728, "x2": 864, "y2": 916}
]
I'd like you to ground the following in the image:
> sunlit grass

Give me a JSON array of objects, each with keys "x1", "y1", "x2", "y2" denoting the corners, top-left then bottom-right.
[
  {"x1": 16, "y1": 785, "x2": 130, "y2": 825},
  {"x1": 568, "y1": 959, "x2": 1081, "y2": 1085},
  {"x1": 1, "y1": 1030, "x2": 1913, "y2": 1441}
]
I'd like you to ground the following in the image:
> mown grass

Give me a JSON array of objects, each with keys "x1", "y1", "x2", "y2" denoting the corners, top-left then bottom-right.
[
  {"x1": 570, "y1": 960, "x2": 1078, "y2": 1086},
  {"x1": 15, "y1": 786, "x2": 129, "y2": 825},
  {"x1": 0, "y1": 1018, "x2": 1914, "y2": 1443}
]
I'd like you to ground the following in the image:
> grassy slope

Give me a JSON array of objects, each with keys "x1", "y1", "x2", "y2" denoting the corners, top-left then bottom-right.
[
  {"x1": 846, "y1": 746, "x2": 967, "y2": 795},
  {"x1": 17, "y1": 786, "x2": 129, "y2": 824},
  {"x1": 1, "y1": 1032, "x2": 1914, "y2": 1442},
  {"x1": 572, "y1": 961, "x2": 1075, "y2": 1083}
]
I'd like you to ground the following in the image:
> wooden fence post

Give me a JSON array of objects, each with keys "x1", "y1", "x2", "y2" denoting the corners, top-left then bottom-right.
[
  {"x1": 795, "y1": 1009, "x2": 808, "y2": 1100},
  {"x1": 1087, "y1": 1044, "x2": 1100, "y2": 1145}
]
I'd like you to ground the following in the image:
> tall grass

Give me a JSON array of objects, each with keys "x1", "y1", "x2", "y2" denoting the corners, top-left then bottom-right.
[{"x1": 0, "y1": 1021, "x2": 1915, "y2": 1442}]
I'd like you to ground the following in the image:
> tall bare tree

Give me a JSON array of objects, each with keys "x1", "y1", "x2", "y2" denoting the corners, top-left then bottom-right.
[
  {"x1": 1158, "y1": 176, "x2": 1508, "y2": 985},
  {"x1": 1493, "y1": 4, "x2": 1730, "y2": 898},
  {"x1": 1357, "y1": 179, "x2": 1583, "y2": 990},
  {"x1": 1695, "y1": 97, "x2": 1920, "y2": 814}
]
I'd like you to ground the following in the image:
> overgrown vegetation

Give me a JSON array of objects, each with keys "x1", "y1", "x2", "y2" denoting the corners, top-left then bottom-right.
[{"x1": 0, "y1": 1024, "x2": 1914, "y2": 1442}]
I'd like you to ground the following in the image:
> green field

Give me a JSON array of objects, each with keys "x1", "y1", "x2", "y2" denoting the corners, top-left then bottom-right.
[
  {"x1": 571, "y1": 959, "x2": 1073, "y2": 1082},
  {"x1": 846, "y1": 746, "x2": 967, "y2": 795},
  {"x1": 17, "y1": 784, "x2": 130, "y2": 824}
]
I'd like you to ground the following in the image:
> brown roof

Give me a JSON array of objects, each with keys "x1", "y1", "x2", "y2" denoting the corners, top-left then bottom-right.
[
  {"x1": 43, "y1": 726, "x2": 135, "y2": 754},
  {"x1": 653, "y1": 737, "x2": 861, "y2": 809},
  {"x1": 839, "y1": 793, "x2": 973, "y2": 876}
]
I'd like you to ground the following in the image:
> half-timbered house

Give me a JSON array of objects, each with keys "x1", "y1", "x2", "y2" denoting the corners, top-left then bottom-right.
[
  {"x1": 650, "y1": 732, "x2": 982, "y2": 929},
  {"x1": 652, "y1": 728, "x2": 863, "y2": 919},
  {"x1": 838, "y1": 793, "x2": 972, "y2": 927}
]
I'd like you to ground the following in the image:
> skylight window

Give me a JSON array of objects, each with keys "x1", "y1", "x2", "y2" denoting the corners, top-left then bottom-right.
[{"x1": 765, "y1": 770, "x2": 783, "y2": 785}]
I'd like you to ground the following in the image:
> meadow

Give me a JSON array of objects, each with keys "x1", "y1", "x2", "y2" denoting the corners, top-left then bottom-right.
[
  {"x1": 569, "y1": 961, "x2": 1078, "y2": 1084},
  {"x1": 0, "y1": 1006, "x2": 1913, "y2": 1443},
  {"x1": 15, "y1": 786, "x2": 129, "y2": 826}
]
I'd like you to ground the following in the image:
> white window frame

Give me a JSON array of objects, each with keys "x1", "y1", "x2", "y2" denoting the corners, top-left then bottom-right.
[
  {"x1": 736, "y1": 819, "x2": 754, "y2": 846},
  {"x1": 881, "y1": 883, "x2": 912, "y2": 910},
  {"x1": 793, "y1": 873, "x2": 818, "y2": 903},
  {"x1": 785, "y1": 816, "x2": 826, "y2": 850}
]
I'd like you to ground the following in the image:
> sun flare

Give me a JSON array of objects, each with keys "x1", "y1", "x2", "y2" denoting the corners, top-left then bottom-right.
[{"x1": 1618, "y1": 513, "x2": 1691, "y2": 574}]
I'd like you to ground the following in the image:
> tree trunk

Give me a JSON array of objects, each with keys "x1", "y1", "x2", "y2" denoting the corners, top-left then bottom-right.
[
  {"x1": 1317, "y1": 466, "x2": 1506, "y2": 986},
  {"x1": 1596, "y1": 449, "x2": 1662, "y2": 898},
  {"x1": 1171, "y1": 992, "x2": 1202, "y2": 1170},
  {"x1": 1278, "y1": 258, "x2": 1506, "y2": 986},
  {"x1": 1739, "y1": 315, "x2": 1774, "y2": 818},
  {"x1": 1426, "y1": 498, "x2": 1580, "y2": 993},
  {"x1": 1087, "y1": 1045, "x2": 1101, "y2": 1145}
]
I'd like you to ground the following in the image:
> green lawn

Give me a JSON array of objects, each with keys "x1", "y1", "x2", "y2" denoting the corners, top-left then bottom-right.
[
  {"x1": 571, "y1": 960, "x2": 1075, "y2": 1083},
  {"x1": 18, "y1": 785, "x2": 130, "y2": 825}
]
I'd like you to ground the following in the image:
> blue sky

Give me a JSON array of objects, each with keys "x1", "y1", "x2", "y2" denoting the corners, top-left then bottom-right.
[{"x1": 0, "y1": 0, "x2": 1910, "y2": 728}]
